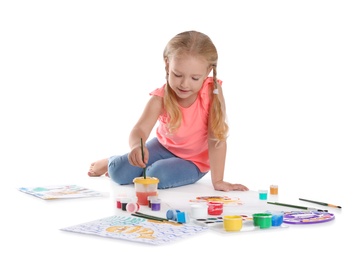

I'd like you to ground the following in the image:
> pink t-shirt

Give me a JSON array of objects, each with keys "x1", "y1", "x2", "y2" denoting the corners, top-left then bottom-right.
[{"x1": 150, "y1": 77, "x2": 222, "y2": 172}]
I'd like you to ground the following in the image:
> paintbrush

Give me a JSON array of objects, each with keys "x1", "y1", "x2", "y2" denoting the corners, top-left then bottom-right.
[
  {"x1": 267, "y1": 202, "x2": 328, "y2": 212},
  {"x1": 299, "y1": 198, "x2": 342, "y2": 209},
  {"x1": 140, "y1": 138, "x2": 146, "y2": 179},
  {"x1": 132, "y1": 212, "x2": 183, "y2": 224}
]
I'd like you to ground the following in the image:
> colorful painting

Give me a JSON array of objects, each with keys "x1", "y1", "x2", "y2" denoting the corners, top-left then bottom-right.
[
  {"x1": 18, "y1": 185, "x2": 104, "y2": 200},
  {"x1": 190, "y1": 195, "x2": 242, "y2": 205},
  {"x1": 283, "y1": 211, "x2": 335, "y2": 224},
  {"x1": 61, "y1": 215, "x2": 208, "y2": 245}
]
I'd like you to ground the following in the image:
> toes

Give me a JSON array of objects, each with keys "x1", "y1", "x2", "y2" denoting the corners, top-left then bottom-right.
[{"x1": 88, "y1": 171, "x2": 97, "y2": 177}]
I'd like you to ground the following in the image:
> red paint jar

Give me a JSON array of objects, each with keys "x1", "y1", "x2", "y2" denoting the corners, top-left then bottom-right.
[{"x1": 207, "y1": 202, "x2": 224, "y2": 215}]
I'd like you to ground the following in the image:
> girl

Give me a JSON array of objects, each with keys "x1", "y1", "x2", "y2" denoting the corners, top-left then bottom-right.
[{"x1": 88, "y1": 30, "x2": 248, "y2": 192}]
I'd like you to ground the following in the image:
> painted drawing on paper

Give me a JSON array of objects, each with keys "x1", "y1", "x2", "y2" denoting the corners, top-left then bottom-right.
[
  {"x1": 61, "y1": 215, "x2": 208, "y2": 245},
  {"x1": 18, "y1": 185, "x2": 104, "y2": 200}
]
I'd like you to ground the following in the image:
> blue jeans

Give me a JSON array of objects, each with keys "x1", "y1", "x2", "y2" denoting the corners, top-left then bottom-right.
[{"x1": 108, "y1": 137, "x2": 207, "y2": 189}]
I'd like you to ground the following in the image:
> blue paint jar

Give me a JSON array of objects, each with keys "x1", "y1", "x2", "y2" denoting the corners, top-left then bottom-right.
[
  {"x1": 166, "y1": 209, "x2": 180, "y2": 221},
  {"x1": 176, "y1": 211, "x2": 189, "y2": 223},
  {"x1": 271, "y1": 212, "x2": 284, "y2": 226}
]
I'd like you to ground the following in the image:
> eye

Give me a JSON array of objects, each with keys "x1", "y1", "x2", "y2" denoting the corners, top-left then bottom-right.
[
  {"x1": 192, "y1": 77, "x2": 200, "y2": 81},
  {"x1": 173, "y1": 72, "x2": 182, "y2": 77}
]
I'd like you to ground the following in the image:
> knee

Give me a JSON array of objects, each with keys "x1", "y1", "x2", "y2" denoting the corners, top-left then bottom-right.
[{"x1": 107, "y1": 155, "x2": 135, "y2": 185}]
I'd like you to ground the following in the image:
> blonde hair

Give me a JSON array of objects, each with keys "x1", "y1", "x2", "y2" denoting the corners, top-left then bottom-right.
[{"x1": 163, "y1": 30, "x2": 228, "y2": 142}]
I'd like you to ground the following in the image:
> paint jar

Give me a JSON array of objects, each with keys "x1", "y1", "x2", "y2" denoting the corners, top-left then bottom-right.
[
  {"x1": 270, "y1": 185, "x2": 278, "y2": 195},
  {"x1": 133, "y1": 177, "x2": 159, "y2": 206},
  {"x1": 150, "y1": 198, "x2": 161, "y2": 211},
  {"x1": 223, "y1": 215, "x2": 243, "y2": 232},
  {"x1": 207, "y1": 201, "x2": 224, "y2": 215},
  {"x1": 126, "y1": 202, "x2": 140, "y2": 213},
  {"x1": 190, "y1": 203, "x2": 208, "y2": 219},
  {"x1": 116, "y1": 197, "x2": 123, "y2": 209},
  {"x1": 147, "y1": 195, "x2": 158, "y2": 208},
  {"x1": 253, "y1": 213, "x2": 272, "y2": 229},
  {"x1": 270, "y1": 211, "x2": 284, "y2": 226},
  {"x1": 258, "y1": 190, "x2": 268, "y2": 200},
  {"x1": 166, "y1": 209, "x2": 181, "y2": 221},
  {"x1": 176, "y1": 211, "x2": 189, "y2": 223},
  {"x1": 120, "y1": 197, "x2": 131, "y2": 211}
]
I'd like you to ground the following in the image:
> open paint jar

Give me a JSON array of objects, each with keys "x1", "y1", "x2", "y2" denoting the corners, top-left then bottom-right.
[
  {"x1": 190, "y1": 203, "x2": 208, "y2": 219},
  {"x1": 223, "y1": 215, "x2": 243, "y2": 232},
  {"x1": 253, "y1": 213, "x2": 272, "y2": 229},
  {"x1": 207, "y1": 201, "x2": 224, "y2": 215},
  {"x1": 270, "y1": 211, "x2": 284, "y2": 226},
  {"x1": 258, "y1": 190, "x2": 268, "y2": 200},
  {"x1": 150, "y1": 198, "x2": 161, "y2": 211},
  {"x1": 270, "y1": 185, "x2": 278, "y2": 195}
]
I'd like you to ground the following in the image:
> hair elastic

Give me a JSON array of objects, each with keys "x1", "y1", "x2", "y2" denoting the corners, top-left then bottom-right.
[{"x1": 213, "y1": 89, "x2": 219, "y2": 94}]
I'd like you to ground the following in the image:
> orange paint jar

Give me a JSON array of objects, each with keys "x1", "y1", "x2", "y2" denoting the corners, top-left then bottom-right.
[{"x1": 270, "y1": 185, "x2": 278, "y2": 195}]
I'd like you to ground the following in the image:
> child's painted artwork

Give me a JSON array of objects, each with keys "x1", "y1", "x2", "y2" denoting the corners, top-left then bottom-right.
[
  {"x1": 61, "y1": 215, "x2": 208, "y2": 245},
  {"x1": 18, "y1": 185, "x2": 104, "y2": 200},
  {"x1": 190, "y1": 195, "x2": 243, "y2": 205},
  {"x1": 283, "y1": 211, "x2": 335, "y2": 224}
]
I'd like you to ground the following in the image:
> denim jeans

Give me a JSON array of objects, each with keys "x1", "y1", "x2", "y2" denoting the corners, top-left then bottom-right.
[{"x1": 108, "y1": 137, "x2": 208, "y2": 189}]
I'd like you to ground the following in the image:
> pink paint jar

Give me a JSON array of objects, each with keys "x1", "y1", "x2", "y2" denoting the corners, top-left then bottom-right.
[{"x1": 207, "y1": 201, "x2": 224, "y2": 215}]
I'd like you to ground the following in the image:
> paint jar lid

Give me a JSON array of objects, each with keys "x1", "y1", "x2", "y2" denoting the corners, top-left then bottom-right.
[{"x1": 126, "y1": 202, "x2": 140, "y2": 213}]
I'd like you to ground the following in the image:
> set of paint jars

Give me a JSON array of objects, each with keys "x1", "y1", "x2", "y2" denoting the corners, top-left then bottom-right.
[
  {"x1": 258, "y1": 185, "x2": 279, "y2": 200},
  {"x1": 252, "y1": 211, "x2": 284, "y2": 228},
  {"x1": 116, "y1": 197, "x2": 140, "y2": 213}
]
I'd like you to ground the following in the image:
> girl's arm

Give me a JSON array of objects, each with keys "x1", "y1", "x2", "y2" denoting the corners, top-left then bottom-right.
[
  {"x1": 208, "y1": 85, "x2": 249, "y2": 192},
  {"x1": 208, "y1": 140, "x2": 248, "y2": 191},
  {"x1": 128, "y1": 95, "x2": 163, "y2": 168}
]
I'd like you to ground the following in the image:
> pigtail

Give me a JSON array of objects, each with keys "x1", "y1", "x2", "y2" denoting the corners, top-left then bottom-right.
[
  {"x1": 209, "y1": 65, "x2": 229, "y2": 142},
  {"x1": 163, "y1": 79, "x2": 181, "y2": 134}
]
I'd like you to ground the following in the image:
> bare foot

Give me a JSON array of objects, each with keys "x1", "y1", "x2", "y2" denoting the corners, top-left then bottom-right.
[{"x1": 88, "y1": 158, "x2": 109, "y2": 177}]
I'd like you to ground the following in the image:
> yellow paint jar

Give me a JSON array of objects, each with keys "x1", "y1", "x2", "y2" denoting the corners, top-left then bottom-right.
[{"x1": 223, "y1": 215, "x2": 243, "y2": 232}]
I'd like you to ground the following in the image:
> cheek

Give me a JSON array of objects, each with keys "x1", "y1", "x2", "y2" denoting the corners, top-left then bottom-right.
[{"x1": 168, "y1": 75, "x2": 180, "y2": 87}]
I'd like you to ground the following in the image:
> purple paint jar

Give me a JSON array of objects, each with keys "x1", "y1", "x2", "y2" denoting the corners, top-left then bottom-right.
[{"x1": 150, "y1": 198, "x2": 161, "y2": 211}]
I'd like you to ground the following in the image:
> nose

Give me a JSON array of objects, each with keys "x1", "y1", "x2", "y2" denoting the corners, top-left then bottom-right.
[{"x1": 180, "y1": 78, "x2": 189, "y2": 89}]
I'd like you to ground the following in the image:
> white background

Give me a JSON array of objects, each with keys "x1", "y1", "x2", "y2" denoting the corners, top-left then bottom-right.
[{"x1": 1, "y1": 1, "x2": 359, "y2": 258}]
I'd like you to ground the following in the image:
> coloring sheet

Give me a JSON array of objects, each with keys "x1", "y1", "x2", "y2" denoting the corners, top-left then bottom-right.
[
  {"x1": 18, "y1": 185, "x2": 104, "y2": 200},
  {"x1": 61, "y1": 215, "x2": 208, "y2": 245}
]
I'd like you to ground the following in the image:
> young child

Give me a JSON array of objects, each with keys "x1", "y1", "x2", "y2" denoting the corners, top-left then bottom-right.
[{"x1": 88, "y1": 30, "x2": 249, "y2": 192}]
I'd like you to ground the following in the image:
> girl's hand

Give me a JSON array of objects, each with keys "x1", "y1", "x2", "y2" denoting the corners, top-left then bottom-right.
[
  {"x1": 127, "y1": 145, "x2": 148, "y2": 168},
  {"x1": 213, "y1": 180, "x2": 249, "y2": 192}
]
